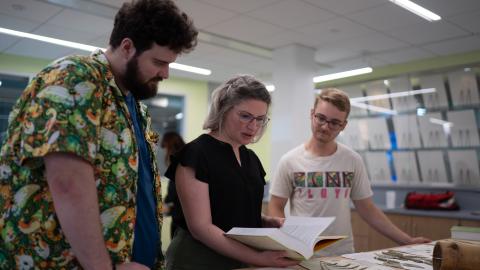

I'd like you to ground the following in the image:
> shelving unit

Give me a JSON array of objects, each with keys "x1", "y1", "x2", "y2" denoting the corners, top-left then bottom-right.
[{"x1": 337, "y1": 67, "x2": 480, "y2": 187}]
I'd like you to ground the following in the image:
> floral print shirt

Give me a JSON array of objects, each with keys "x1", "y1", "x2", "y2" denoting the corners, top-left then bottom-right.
[{"x1": 0, "y1": 50, "x2": 163, "y2": 269}]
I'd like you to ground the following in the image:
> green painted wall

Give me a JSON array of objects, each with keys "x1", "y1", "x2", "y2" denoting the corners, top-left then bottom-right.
[{"x1": 0, "y1": 53, "x2": 50, "y2": 75}]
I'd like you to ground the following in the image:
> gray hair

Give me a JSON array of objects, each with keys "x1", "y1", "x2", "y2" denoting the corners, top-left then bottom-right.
[{"x1": 203, "y1": 75, "x2": 271, "y2": 140}]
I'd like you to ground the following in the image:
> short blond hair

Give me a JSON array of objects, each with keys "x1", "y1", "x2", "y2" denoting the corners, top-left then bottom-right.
[{"x1": 315, "y1": 88, "x2": 351, "y2": 118}]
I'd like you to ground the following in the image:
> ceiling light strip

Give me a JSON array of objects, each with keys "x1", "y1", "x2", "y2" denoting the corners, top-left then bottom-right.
[
  {"x1": 169, "y1": 63, "x2": 211, "y2": 76},
  {"x1": 313, "y1": 67, "x2": 373, "y2": 83},
  {"x1": 350, "y1": 88, "x2": 436, "y2": 103},
  {"x1": 0, "y1": 27, "x2": 211, "y2": 76},
  {"x1": 389, "y1": 0, "x2": 441, "y2": 22},
  {"x1": 0, "y1": 27, "x2": 98, "y2": 51}
]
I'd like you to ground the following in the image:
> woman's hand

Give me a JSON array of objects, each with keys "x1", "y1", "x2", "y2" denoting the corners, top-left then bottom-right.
[
  {"x1": 253, "y1": 251, "x2": 299, "y2": 268},
  {"x1": 261, "y1": 215, "x2": 285, "y2": 228}
]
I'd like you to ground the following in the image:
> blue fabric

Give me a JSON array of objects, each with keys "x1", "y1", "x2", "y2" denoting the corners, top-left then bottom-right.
[{"x1": 126, "y1": 93, "x2": 159, "y2": 268}]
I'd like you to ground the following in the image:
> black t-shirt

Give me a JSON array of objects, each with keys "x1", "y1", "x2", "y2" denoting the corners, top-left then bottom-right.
[{"x1": 165, "y1": 134, "x2": 265, "y2": 232}]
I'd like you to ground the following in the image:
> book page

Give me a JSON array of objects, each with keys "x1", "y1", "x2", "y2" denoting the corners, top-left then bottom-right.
[
  {"x1": 281, "y1": 216, "x2": 335, "y2": 248},
  {"x1": 227, "y1": 227, "x2": 277, "y2": 236}
]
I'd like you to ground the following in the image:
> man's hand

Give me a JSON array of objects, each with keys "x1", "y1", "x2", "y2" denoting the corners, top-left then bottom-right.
[
  {"x1": 261, "y1": 215, "x2": 285, "y2": 228},
  {"x1": 407, "y1": 236, "x2": 431, "y2": 244}
]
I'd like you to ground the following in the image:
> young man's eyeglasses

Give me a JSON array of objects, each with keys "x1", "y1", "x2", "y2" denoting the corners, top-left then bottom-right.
[
  {"x1": 313, "y1": 114, "x2": 345, "y2": 130},
  {"x1": 237, "y1": 111, "x2": 270, "y2": 127}
]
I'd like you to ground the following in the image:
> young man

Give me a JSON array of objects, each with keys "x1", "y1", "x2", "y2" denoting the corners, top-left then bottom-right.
[
  {"x1": 268, "y1": 88, "x2": 430, "y2": 256},
  {"x1": 0, "y1": 0, "x2": 197, "y2": 269}
]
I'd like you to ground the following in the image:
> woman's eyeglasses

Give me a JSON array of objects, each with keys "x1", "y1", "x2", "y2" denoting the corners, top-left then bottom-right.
[{"x1": 237, "y1": 111, "x2": 270, "y2": 127}]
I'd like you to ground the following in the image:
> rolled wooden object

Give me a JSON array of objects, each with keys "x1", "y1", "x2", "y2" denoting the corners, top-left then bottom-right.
[{"x1": 433, "y1": 239, "x2": 480, "y2": 270}]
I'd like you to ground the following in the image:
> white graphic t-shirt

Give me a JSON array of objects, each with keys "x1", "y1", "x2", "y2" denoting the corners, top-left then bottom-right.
[{"x1": 270, "y1": 143, "x2": 373, "y2": 256}]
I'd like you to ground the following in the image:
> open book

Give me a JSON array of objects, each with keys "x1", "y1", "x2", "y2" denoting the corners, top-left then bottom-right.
[{"x1": 225, "y1": 216, "x2": 346, "y2": 261}]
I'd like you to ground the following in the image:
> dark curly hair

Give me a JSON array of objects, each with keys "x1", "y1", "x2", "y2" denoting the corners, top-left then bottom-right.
[{"x1": 109, "y1": 0, "x2": 198, "y2": 54}]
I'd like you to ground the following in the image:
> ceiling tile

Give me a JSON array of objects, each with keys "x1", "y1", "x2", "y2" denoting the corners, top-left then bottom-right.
[
  {"x1": 372, "y1": 47, "x2": 436, "y2": 64},
  {"x1": 317, "y1": 32, "x2": 408, "y2": 60},
  {"x1": 314, "y1": 47, "x2": 359, "y2": 64},
  {"x1": 203, "y1": 46, "x2": 266, "y2": 66},
  {"x1": 198, "y1": 0, "x2": 281, "y2": 13},
  {"x1": 349, "y1": 3, "x2": 426, "y2": 31},
  {"x1": 415, "y1": 0, "x2": 480, "y2": 17},
  {"x1": 34, "y1": 24, "x2": 100, "y2": 44},
  {"x1": 255, "y1": 30, "x2": 318, "y2": 49},
  {"x1": 0, "y1": 0, "x2": 479, "y2": 86},
  {"x1": 174, "y1": 0, "x2": 236, "y2": 28},
  {"x1": 422, "y1": 35, "x2": 480, "y2": 55},
  {"x1": 6, "y1": 39, "x2": 82, "y2": 60},
  {"x1": 247, "y1": 0, "x2": 335, "y2": 29},
  {"x1": 0, "y1": 0, "x2": 62, "y2": 23},
  {"x1": 182, "y1": 42, "x2": 225, "y2": 59},
  {"x1": 448, "y1": 9, "x2": 480, "y2": 34},
  {"x1": 47, "y1": 9, "x2": 113, "y2": 36},
  {"x1": 88, "y1": 34, "x2": 110, "y2": 48},
  {"x1": 0, "y1": 35, "x2": 19, "y2": 52},
  {"x1": 0, "y1": 13, "x2": 38, "y2": 32},
  {"x1": 297, "y1": 18, "x2": 374, "y2": 46},
  {"x1": 389, "y1": 21, "x2": 469, "y2": 45},
  {"x1": 93, "y1": 0, "x2": 124, "y2": 8},
  {"x1": 205, "y1": 16, "x2": 285, "y2": 44},
  {"x1": 304, "y1": 0, "x2": 385, "y2": 15}
]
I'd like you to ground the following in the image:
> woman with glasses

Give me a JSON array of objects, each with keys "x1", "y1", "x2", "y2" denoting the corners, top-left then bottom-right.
[{"x1": 164, "y1": 75, "x2": 297, "y2": 269}]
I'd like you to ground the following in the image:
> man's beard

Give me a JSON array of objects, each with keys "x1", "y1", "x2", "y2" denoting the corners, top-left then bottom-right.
[{"x1": 122, "y1": 56, "x2": 161, "y2": 100}]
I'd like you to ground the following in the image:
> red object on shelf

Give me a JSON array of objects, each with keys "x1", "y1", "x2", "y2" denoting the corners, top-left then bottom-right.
[{"x1": 404, "y1": 191, "x2": 460, "y2": 210}]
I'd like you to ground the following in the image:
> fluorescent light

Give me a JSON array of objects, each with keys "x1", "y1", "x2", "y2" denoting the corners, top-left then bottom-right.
[
  {"x1": 0, "y1": 27, "x2": 211, "y2": 76},
  {"x1": 389, "y1": 0, "x2": 441, "y2": 22},
  {"x1": 313, "y1": 67, "x2": 373, "y2": 83},
  {"x1": 350, "y1": 88, "x2": 436, "y2": 103},
  {"x1": 350, "y1": 102, "x2": 398, "y2": 115},
  {"x1": 0, "y1": 27, "x2": 99, "y2": 51},
  {"x1": 266, "y1": 85, "x2": 275, "y2": 92},
  {"x1": 169, "y1": 63, "x2": 211, "y2": 76}
]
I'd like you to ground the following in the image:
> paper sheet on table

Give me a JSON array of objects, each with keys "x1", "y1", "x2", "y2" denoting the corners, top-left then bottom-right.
[
  {"x1": 342, "y1": 243, "x2": 435, "y2": 270},
  {"x1": 300, "y1": 257, "x2": 391, "y2": 270}
]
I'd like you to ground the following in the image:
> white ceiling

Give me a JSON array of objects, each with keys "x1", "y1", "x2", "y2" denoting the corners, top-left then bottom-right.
[{"x1": 1, "y1": 0, "x2": 480, "y2": 84}]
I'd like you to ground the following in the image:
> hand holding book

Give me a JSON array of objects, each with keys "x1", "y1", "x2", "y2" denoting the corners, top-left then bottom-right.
[{"x1": 225, "y1": 216, "x2": 346, "y2": 260}]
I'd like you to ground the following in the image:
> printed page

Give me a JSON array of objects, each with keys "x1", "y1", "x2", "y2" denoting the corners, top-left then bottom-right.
[{"x1": 280, "y1": 216, "x2": 335, "y2": 248}]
